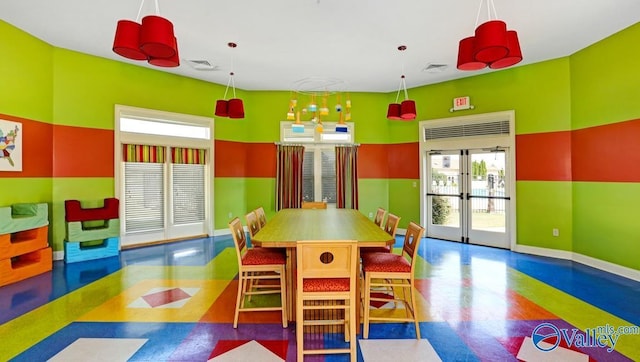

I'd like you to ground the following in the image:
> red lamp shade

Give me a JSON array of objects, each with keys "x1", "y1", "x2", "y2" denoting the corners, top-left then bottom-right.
[
  {"x1": 457, "y1": 36, "x2": 487, "y2": 71},
  {"x1": 386, "y1": 103, "x2": 402, "y2": 120},
  {"x1": 112, "y1": 20, "x2": 147, "y2": 60},
  {"x1": 474, "y1": 20, "x2": 508, "y2": 63},
  {"x1": 400, "y1": 100, "x2": 417, "y2": 120},
  {"x1": 215, "y1": 100, "x2": 228, "y2": 117},
  {"x1": 228, "y1": 98, "x2": 245, "y2": 119},
  {"x1": 139, "y1": 15, "x2": 176, "y2": 59},
  {"x1": 148, "y1": 37, "x2": 180, "y2": 67},
  {"x1": 489, "y1": 30, "x2": 522, "y2": 69}
]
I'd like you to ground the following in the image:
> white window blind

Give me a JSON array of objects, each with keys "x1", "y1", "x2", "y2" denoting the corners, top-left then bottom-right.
[
  {"x1": 172, "y1": 163, "x2": 205, "y2": 224},
  {"x1": 321, "y1": 149, "x2": 336, "y2": 203},
  {"x1": 303, "y1": 151, "x2": 315, "y2": 201},
  {"x1": 124, "y1": 162, "x2": 165, "y2": 233}
]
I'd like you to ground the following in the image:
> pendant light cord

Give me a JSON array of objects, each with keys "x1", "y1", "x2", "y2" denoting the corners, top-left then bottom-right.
[{"x1": 475, "y1": 0, "x2": 499, "y2": 27}]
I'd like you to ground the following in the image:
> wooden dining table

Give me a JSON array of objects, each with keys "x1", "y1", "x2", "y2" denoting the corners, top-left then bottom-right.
[{"x1": 251, "y1": 208, "x2": 394, "y2": 329}]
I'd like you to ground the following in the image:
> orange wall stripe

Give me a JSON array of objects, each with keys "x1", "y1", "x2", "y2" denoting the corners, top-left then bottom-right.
[
  {"x1": 387, "y1": 142, "x2": 419, "y2": 179},
  {"x1": 572, "y1": 118, "x2": 640, "y2": 182},
  {"x1": 358, "y1": 144, "x2": 389, "y2": 178},
  {"x1": 245, "y1": 143, "x2": 276, "y2": 178},
  {"x1": 0, "y1": 114, "x2": 52, "y2": 178},
  {"x1": 53, "y1": 125, "x2": 114, "y2": 177},
  {"x1": 215, "y1": 140, "x2": 247, "y2": 177},
  {"x1": 516, "y1": 131, "x2": 572, "y2": 181}
]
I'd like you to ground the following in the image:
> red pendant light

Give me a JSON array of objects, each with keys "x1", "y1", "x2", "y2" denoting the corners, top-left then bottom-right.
[
  {"x1": 400, "y1": 100, "x2": 417, "y2": 120},
  {"x1": 474, "y1": 20, "x2": 508, "y2": 63},
  {"x1": 457, "y1": 36, "x2": 486, "y2": 71},
  {"x1": 112, "y1": 0, "x2": 179, "y2": 68},
  {"x1": 387, "y1": 46, "x2": 418, "y2": 121},
  {"x1": 228, "y1": 99, "x2": 245, "y2": 119},
  {"x1": 112, "y1": 20, "x2": 147, "y2": 60},
  {"x1": 456, "y1": 0, "x2": 523, "y2": 72},
  {"x1": 386, "y1": 103, "x2": 402, "y2": 120},
  {"x1": 215, "y1": 43, "x2": 245, "y2": 119},
  {"x1": 215, "y1": 100, "x2": 229, "y2": 117},
  {"x1": 148, "y1": 37, "x2": 180, "y2": 67},
  {"x1": 489, "y1": 30, "x2": 522, "y2": 69},
  {"x1": 139, "y1": 15, "x2": 176, "y2": 59}
]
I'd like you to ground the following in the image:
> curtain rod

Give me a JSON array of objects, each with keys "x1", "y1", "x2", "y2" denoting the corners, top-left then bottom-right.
[{"x1": 274, "y1": 142, "x2": 360, "y2": 146}]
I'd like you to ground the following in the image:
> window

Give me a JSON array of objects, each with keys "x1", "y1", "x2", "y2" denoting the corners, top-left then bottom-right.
[
  {"x1": 115, "y1": 105, "x2": 213, "y2": 247},
  {"x1": 281, "y1": 121, "x2": 354, "y2": 204}
]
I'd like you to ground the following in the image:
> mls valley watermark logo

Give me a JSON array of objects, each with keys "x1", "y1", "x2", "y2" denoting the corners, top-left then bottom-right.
[{"x1": 531, "y1": 322, "x2": 639, "y2": 353}]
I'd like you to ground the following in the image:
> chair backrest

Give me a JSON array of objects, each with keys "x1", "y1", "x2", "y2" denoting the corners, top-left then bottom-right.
[
  {"x1": 255, "y1": 206, "x2": 267, "y2": 228},
  {"x1": 296, "y1": 240, "x2": 358, "y2": 281},
  {"x1": 384, "y1": 213, "x2": 401, "y2": 238},
  {"x1": 301, "y1": 201, "x2": 327, "y2": 209},
  {"x1": 402, "y1": 221, "x2": 425, "y2": 273},
  {"x1": 229, "y1": 217, "x2": 248, "y2": 263},
  {"x1": 245, "y1": 211, "x2": 261, "y2": 238},
  {"x1": 374, "y1": 207, "x2": 386, "y2": 227}
]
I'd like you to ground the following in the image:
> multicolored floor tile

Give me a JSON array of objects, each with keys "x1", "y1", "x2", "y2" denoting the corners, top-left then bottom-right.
[{"x1": 0, "y1": 236, "x2": 638, "y2": 361}]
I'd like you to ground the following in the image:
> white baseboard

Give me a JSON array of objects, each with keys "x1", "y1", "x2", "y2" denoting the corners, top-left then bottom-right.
[
  {"x1": 514, "y1": 244, "x2": 639, "y2": 282},
  {"x1": 513, "y1": 244, "x2": 574, "y2": 261},
  {"x1": 572, "y1": 252, "x2": 640, "y2": 282}
]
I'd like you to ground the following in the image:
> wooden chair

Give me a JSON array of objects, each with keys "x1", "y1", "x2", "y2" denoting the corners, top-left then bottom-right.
[
  {"x1": 245, "y1": 211, "x2": 261, "y2": 239},
  {"x1": 255, "y1": 206, "x2": 267, "y2": 229},
  {"x1": 296, "y1": 240, "x2": 358, "y2": 362},
  {"x1": 361, "y1": 212, "x2": 400, "y2": 256},
  {"x1": 301, "y1": 201, "x2": 327, "y2": 209},
  {"x1": 373, "y1": 207, "x2": 386, "y2": 227},
  {"x1": 362, "y1": 221, "x2": 425, "y2": 339},
  {"x1": 228, "y1": 217, "x2": 287, "y2": 328}
]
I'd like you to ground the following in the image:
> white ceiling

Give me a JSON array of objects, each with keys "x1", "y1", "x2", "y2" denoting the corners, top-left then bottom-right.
[{"x1": 1, "y1": 0, "x2": 639, "y2": 92}]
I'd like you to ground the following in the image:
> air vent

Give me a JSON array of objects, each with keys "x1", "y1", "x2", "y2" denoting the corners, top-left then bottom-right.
[
  {"x1": 423, "y1": 63, "x2": 448, "y2": 73},
  {"x1": 424, "y1": 120, "x2": 510, "y2": 141},
  {"x1": 185, "y1": 60, "x2": 219, "y2": 71}
]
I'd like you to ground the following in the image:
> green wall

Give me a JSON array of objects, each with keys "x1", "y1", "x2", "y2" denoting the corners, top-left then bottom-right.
[
  {"x1": 0, "y1": 20, "x2": 638, "y2": 271},
  {"x1": 569, "y1": 23, "x2": 640, "y2": 269}
]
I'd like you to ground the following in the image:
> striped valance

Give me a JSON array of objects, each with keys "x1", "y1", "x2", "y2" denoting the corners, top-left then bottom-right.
[
  {"x1": 122, "y1": 144, "x2": 166, "y2": 163},
  {"x1": 171, "y1": 147, "x2": 207, "y2": 165}
]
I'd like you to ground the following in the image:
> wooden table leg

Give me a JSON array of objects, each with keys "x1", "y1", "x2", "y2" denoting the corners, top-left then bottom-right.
[
  {"x1": 356, "y1": 247, "x2": 362, "y2": 334},
  {"x1": 286, "y1": 247, "x2": 296, "y2": 321}
]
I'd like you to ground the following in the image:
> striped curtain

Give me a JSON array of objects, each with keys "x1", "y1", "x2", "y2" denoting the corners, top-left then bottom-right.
[
  {"x1": 171, "y1": 147, "x2": 207, "y2": 165},
  {"x1": 122, "y1": 144, "x2": 165, "y2": 163},
  {"x1": 336, "y1": 145, "x2": 359, "y2": 209},
  {"x1": 276, "y1": 144, "x2": 304, "y2": 210}
]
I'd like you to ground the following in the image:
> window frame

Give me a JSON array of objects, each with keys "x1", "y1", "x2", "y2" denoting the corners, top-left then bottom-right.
[
  {"x1": 114, "y1": 105, "x2": 214, "y2": 247},
  {"x1": 280, "y1": 121, "x2": 355, "y2": 205}
]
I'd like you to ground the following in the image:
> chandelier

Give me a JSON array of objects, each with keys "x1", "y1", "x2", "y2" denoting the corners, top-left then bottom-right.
[
  {"x1": 112, "y1": 0, "x2": 179, "y2": 67},
  {"x1": 457, "y1": 0, "x2": 522, "y2": 71},
  {"x1": 287, "y1": 78, "x2": 351, "y2": 133}
]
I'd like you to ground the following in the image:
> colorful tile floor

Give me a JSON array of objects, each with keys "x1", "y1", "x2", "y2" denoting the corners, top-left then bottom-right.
[{"x1": 1, "y1": 235, "x2": 638, "y2": 361}]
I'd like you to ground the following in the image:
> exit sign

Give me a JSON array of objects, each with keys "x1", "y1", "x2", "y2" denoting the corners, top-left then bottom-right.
[{"x1": 453, "y1": 96, "x2": 471, "y2": 111}]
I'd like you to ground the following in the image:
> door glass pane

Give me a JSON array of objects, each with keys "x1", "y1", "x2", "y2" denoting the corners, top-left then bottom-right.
[
  {"x1": 430, "y1": 154, "x2": 460, "y2": 227},
  {"x1": 432, "y1": 195, "x2": 460, "y2": 227},
  {"x1": 470, "y1": 151, "x2": 506, "y2": 232}
]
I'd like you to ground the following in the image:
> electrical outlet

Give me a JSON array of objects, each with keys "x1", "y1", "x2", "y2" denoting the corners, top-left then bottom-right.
[
  {"x1": 228, "y1": 212, "x2": 232, "y2": 218},
  {"x1": 552, "y1": 228, "x2": 559, "y2": 237},
  {"x1": 368, "y1": 212, "x2": 373, "y2": 218}
]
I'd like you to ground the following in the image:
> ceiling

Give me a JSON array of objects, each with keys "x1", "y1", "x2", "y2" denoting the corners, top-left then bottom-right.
[{"x1": 1, "y1": 0, "x2": 639, "y2": 92}]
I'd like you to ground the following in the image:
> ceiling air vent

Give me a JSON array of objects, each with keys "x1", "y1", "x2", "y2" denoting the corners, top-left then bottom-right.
[
  {"x1": 185, "y1": 60, "x2": 218, "y2": 71},
  {"x1": 423, "y1": 63, "x2": 448, "y2": 73}
]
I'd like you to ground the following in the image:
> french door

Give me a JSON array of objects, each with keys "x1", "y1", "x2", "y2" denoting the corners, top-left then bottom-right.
[{"x1": 425, "y1": 148, "x2": 511, "y2": 249}]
